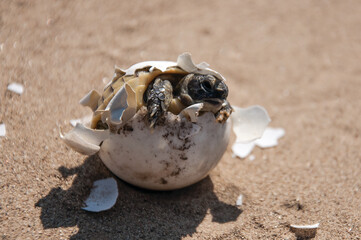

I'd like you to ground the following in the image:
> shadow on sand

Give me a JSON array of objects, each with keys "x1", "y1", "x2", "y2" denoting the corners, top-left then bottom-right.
[{"x1": 36, "y1": 156, "x2": 242, "y2": 239}]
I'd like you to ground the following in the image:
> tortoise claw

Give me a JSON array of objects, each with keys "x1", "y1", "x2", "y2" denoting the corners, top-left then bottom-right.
[{"x1": 215, "y1": 101, "x2": 233, "y2": 123}]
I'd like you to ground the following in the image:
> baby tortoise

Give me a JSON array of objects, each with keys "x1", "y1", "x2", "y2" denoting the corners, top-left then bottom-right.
[
  {"x1": 144, "y1": 73, "x2": 231, "y2": 128},
  {"x1": 91, "y1": 59, "x2": 232, "y2": 129}
]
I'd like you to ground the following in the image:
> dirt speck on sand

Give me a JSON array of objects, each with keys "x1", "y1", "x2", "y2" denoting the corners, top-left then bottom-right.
[{"x1": 1, "y1": 0, "x2": 361, "y2": 239}]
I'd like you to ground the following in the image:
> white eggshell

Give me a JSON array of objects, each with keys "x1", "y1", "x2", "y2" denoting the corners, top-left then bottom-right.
[
  {"x1": 0, "y1": 123, "x2": 6, "y2": 137},
  {"x1": 7, "y1": 82, "x2": 24, "y2": 95},
  {"x1": 290, "y1": 223, "x2": 319, "y2": 238},
  {"x1": 82, "y1": 178, "x2": 118, "y2": 212},
  {"x1": 98, "y1": 108, "x2": 231, "y2": 190}
]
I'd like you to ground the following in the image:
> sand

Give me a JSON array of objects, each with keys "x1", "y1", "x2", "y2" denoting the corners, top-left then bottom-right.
[{"x1": 1, "y1": 0, "x2": 360, "y2": 239}]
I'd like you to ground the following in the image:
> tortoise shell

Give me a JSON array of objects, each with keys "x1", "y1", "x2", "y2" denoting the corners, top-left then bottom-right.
[{"x1": 93, "y1": 66, "x2": 188, "y2": 128}]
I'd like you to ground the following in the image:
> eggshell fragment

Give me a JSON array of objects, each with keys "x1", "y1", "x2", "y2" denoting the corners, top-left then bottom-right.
[
  {"x1": 177, "y1": 53, "x2": 225, "y2": 82},
  {"x1": 82, "y1": 178, "x2": 118, "y2": 212},
  {"x1": 0, "y1": 123, "x2": 6, "y2": 137},
  {"x1": 231, "y1": 106, "x2": 271, "y2": 143},
  {"x1": 179, "y1": 103, "x2": 204, "y2": 123},
  {"x1": 60, "y1": 123, "x2": 109, "y2": 155},
  {"x1": 106, "y1": 84, "x2": 137, "y2": 126},
  {"x1": 79, "y1": 90, "x2": 101, "y2": 111},
  {"x1": 290, "y1": 223, "x2": 319, "y2": 238},
  {"x1": 236, "y1": 194, "x2": 243, "y2": 206},
  {"x1": 7, "y1": 83, "x2": 24, "y2": 95},
  {"x1": 230, "y1": 106, "x2": 272, "y2": 159}
]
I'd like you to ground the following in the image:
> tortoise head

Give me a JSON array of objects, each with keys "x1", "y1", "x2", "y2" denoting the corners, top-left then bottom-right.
[{"x1": 179, "y1": 74, "x2": 228, "y2": 111}]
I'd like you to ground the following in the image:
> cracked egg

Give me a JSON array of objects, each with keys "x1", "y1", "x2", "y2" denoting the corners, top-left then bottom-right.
[{"x1": 62, "y1": 53, "x2": 270, "y2": 190}]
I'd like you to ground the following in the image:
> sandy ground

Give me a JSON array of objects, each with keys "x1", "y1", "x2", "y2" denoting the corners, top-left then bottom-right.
[{"x1": 1, "y1": 0, "x2": 361, "y2": 239}]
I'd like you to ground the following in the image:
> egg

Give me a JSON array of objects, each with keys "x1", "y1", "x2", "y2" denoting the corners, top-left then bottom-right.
[{"x1": 61, "y1": 53, "x2": 270, "y2": 190}]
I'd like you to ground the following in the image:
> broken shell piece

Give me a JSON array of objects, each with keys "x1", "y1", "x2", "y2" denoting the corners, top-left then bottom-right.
[
  {"x1": 82, "y1": 178, "x2": 118, "y2": 212},
  {"x1": 7, "y1": 83, "x2": 24, "y2": 95},
  {"x1": 0, "y1": 123, "x2": 6, "y2": 137},
  {"x1": 106, "y1": 84, "x2": 137, "y2": 126},
  {"x1": 231, "y1": 106, "x2": 271, "y2": 143},
  {"x1": 177, "y1": 53, "x2": 225, "y2": 82},
  {"x1": 236, "y1": 194, "x2": 243, "y2": 206},
  {"x1": 80, "y1": 90, "x2": 101, "y2": 111},
  {"x1": 60, "y1": 123, "x2": 109, "y2": 155},
  {"x1": 179, "y1": 103, "x2": 204, "y2": 122},
  {"x1": 290, "y1": 223, "x2": 319, "y2": 238}
]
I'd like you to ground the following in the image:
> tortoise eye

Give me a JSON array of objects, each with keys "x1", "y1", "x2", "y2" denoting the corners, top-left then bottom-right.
[{"x1": 201, "y1": 80, "x2": 212, "y2": 92}]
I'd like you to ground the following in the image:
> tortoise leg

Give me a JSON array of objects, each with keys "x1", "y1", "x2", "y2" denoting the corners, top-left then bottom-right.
[
  {"x1": 215, "y1": 100, "x2": 233, "y2": 123},
  {"x1": 145, "y1": 78, "x2": 173, "y2": 128}
]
